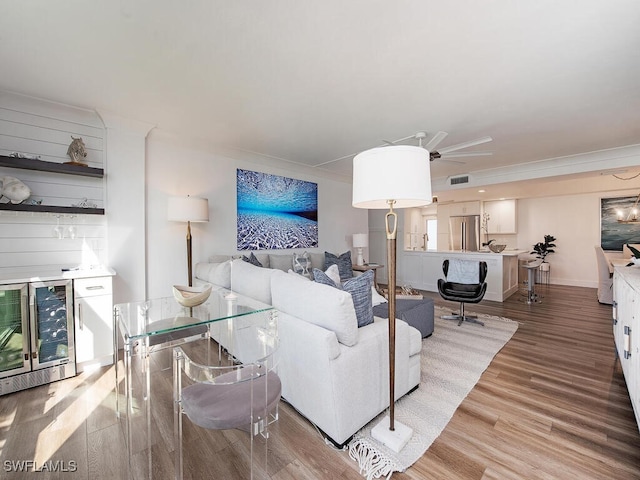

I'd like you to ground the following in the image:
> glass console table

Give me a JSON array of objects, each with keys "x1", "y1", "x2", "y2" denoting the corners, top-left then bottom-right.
[{"x1": 113, "y1": 287, "x2": 276, "y2": 478}]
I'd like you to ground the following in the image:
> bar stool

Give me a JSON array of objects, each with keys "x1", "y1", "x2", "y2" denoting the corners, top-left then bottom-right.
[{"x1": 524, "y1": 259, "x2": 543, "y2": 304}]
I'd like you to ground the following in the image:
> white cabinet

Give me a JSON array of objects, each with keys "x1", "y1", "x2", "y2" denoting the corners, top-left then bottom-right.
[
  {"x1": 613, "y1": 268, "x2": 640, "y2": 430},
  {"x1": 73, "y1": 276, "x2": 113, "y2": 372},
  {"x1": 483, "y1": 199, "x2": 517, "y2": 234},
  {"x1": 449, "y1": 201, "x2": 481, "y2": 216}
]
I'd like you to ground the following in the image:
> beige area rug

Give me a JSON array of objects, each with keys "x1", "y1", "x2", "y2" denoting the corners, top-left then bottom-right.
[{"x1": 348, "y1": 307, "x2": 519, "y2": 479}]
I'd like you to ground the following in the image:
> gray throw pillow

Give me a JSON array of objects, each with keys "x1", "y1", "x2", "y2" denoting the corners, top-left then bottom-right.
[
  {"x1": 313, "y1": 268, "x2": 374, "y2": 327},
  {"x1": 242, "y1": 252, "x2": 263, "y2": 267},
  {"x1": 324, "y1": 251, "x2": 353, "y2": 281}
]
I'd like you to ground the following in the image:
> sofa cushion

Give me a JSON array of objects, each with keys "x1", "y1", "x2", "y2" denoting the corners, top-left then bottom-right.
[
  {"x1": 271, "y1": 270, "x2": 358, "y2": 346},
  {"x1": 242, "y1": 252, "x2": 263, "y2": 267},
  {"x1": 209, "y1": 254, "x2": 232, "y2": 263},
  {"x1": 231, "y1": 259, "x2": 276, "y2": 305},
  {"x1": 194, "y1": 261, "x2": 231, "y2": 288},
  {"x1": 309, "y1": 252, "x2": 325, "y2": 271},
  {"x1": 325, "y1": 251, "x2": 353, "y2": 281},
  {"x1": 293, "y1": 252, "x2": 312, "y2": 278},
  {"x1": 269, "y1": 254, "x2": 293, "y2": 272},
  {"x1": 288, "y1": 269, "x2": 311, "y2": 281},
  {"x1": 313, "y1": 269, "x2": 374, "y2": 328}
]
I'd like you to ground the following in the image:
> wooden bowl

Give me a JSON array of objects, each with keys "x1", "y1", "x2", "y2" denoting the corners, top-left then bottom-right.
[{"x1": 172, "y1": 284, "x2": 212, "y2": 307}]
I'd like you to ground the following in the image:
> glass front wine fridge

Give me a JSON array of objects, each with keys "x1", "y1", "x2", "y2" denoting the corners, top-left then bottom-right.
[{"x1": 0, "y1": 280, "x2": 76, "y2": 395}]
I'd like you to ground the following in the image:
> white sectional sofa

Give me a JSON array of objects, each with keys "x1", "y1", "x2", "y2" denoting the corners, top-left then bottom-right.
[{"x1": 194, "y1": 254, "x2": 422, "y2": 447}]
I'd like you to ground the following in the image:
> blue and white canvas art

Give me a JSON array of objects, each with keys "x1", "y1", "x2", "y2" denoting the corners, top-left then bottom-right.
[
  {"x1": 237, "y1": 169, "x2": 318, "y2": 250},
  {"x1": 601, "y1": 195, "x2": 640, "y2": 250}
]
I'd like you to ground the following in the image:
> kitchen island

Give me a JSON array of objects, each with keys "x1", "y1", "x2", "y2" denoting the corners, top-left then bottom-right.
[{"x1": 398, "y1": 249, "x2": 529, "y2": 302}]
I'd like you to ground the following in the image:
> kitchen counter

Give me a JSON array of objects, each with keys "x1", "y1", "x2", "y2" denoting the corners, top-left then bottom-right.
[
  {"x1": 0, "y1": 266, "x2": 116, "y2": 285},
  {"x1": 398, "y1": 249, "x2": 529, "y2": 302}
]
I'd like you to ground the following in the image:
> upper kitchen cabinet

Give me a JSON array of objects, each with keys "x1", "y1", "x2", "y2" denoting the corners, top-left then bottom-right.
[
  {"x1": 448, "y1": 201, "x2": 481, "y2": 216},
  {"x1": 484, "y1": 199, "x2": 517, "y2": 234}
]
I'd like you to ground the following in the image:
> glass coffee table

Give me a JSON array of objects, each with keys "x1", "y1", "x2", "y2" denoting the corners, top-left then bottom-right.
[{"x1": 113, "y1": 287, "x2": 277, "y2": 478}]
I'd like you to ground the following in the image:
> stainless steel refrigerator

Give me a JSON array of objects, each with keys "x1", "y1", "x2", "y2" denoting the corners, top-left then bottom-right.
[{"x1": 449, "y1": 215, "x2": 481, "y2": 251}]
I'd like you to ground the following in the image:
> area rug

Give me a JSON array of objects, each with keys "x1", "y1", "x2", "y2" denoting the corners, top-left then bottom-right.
[{"x1": 348, "y1": 307, "x2": 519, "y2": 479}]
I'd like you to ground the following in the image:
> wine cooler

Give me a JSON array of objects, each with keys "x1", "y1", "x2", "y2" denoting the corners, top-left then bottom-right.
[{"x1": 0, "y1": 280, "x2": 76, "y2": 395}]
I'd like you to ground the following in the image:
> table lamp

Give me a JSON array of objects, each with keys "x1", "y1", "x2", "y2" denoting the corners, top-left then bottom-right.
[
  {"x1": 353, "y1": 233, "x2": 369, "y2": 266},
  {"x1": 168, "y1": 195, "x2": 209, "y2": 286},
  {"x1": 352, "y1": 145, "x2": 432, "y2": 452}
]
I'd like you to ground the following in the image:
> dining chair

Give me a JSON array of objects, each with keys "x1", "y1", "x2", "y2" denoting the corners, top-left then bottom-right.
[{"x1": 173, "y1": 337, "x2": 281, "y2": 479}]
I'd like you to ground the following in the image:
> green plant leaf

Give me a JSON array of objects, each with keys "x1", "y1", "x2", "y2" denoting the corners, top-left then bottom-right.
[{"x1": 627, "y1": 243, "x2": 640, "y2": 258}]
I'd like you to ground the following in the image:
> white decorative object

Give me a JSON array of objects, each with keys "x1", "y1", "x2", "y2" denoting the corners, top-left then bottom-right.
[
  {"x1": 172, "y1": 284, "x2": 212, "y2": 307},
  {"x1": 0, "y1": 176, "x2": 31, "y2": 204}
]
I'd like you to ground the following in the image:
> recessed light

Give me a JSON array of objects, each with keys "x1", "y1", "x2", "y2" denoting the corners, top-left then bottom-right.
[{"x1": 478, "y1": 189, "x2": 486, "y2": 193}]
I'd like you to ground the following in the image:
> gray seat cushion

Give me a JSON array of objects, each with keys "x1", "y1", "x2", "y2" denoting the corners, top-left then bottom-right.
[{"x1": 181, "y1": 370, "x2": 282, "y2": 431}]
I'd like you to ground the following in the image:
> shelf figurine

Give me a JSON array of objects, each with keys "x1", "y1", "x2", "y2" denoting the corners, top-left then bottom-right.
[{"x1": 66, "y1": 136, "x2": 88, "y2": 166}]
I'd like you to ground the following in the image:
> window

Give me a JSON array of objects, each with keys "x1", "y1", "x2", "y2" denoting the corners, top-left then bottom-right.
[{"x1": 426, "y1": 218, "x2": 437, "y2": 250}]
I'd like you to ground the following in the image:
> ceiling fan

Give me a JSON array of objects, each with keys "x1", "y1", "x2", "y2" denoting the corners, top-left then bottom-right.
[{"x1": 385, "y1": 131, "x2": 493, "y2": 163}]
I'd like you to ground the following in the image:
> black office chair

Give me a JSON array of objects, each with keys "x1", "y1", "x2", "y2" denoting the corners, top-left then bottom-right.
[{"x1": 437, "y1": 259, "x2": 488, "y2": 326}]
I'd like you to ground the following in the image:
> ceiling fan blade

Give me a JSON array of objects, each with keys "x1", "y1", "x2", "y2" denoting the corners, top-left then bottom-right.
[
  {"x1": 438, "y1": 136, "x2": 493, "y2": 154},
  {"x1": 440, "y1": 151, "x2": 493, "y2": 158},
  {"x1": 423, "y1": 131, "x2": 448, "y2": 152},
  {"x1": 438, "y1": 158, "x2": 466, "y2": 165}
]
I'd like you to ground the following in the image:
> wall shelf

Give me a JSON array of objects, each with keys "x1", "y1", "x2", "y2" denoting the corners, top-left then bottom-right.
[
  {"x1": 0, "y1": 155, "x2": 104, "y2": 178},
  {"x1": 0, "y1": 203, "x2": 104, "y2": 215},
  {"x1": 0, "y1": 154, "x2": 104, "y2": 215}
]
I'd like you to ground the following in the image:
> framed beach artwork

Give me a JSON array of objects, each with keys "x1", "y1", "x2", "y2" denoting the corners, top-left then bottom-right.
[
  {"x1": 236, "y1": 169, "x2": 318, "y2": 250},
  {"x1": 600, "y1": 195, "x2": 640, "y2": 250}
]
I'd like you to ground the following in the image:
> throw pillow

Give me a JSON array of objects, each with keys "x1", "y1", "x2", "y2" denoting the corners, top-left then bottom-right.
[
  {"x1": 324, "y1": 251, "x2": 353, "y2": 281},
  {"x1": 242, "y1": 252, "x2": 263, "y2": 267},
  {"x1": 269, "y1": 254, "x2": 293, "y2": 272},
  {"x1": 313, "y1": 268, "x2": 374, "y2": 327},
  {"x1": 312, "y1": 264, "x2": 341, "y2": 286},
  {"x1": 288, "y1": 269, "x2": 311, "y2": 281},
  {"x1": 293, "y1": 251, "x2": 312, "y2": 278},
  {"x1": 371, "y1": 286, "x2": 388, "y2": 306},
  {"x1": 342, "y1": 270, "x2": 374, "y2": 327}
]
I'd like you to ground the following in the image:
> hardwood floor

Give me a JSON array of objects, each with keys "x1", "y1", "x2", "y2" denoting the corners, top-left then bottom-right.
[{"x1": 1, "y1": 283, "x2": 639, "y2": 479}]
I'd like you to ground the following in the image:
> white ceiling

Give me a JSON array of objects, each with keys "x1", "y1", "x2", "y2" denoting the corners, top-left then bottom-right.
[{"x1": 2, "y1": 1, "x2": 640, "y2": 200}]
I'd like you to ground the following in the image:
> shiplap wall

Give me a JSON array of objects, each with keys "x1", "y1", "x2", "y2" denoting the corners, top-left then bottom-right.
[{"x1": 0, "y1": 92, "x2": 106, "y2": 276}]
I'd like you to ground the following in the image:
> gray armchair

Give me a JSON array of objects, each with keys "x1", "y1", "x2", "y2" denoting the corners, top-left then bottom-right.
[{"x1": 594, "y1": 246, "x2": 613, "y2": 305}]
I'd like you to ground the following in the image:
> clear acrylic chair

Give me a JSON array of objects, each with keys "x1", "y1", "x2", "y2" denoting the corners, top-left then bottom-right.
[{"x1": 173, "y1": 332, "x2": 280, "y2": 480}]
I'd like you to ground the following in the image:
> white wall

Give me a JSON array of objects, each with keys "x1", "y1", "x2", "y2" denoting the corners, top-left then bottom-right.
[
  {"x1": 515, "y1": 189, "x2": 639, "y2": 288},
  {"x1": 145, "y1": 131, "x2": 368, "y2": 299}
]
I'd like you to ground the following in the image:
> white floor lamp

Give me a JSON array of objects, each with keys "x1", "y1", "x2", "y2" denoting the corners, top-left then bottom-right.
[
  {"x1": 168, "y1": 195, "x2": 210, "y2": 286},
  {"x1": 352, "y1": 145, "x2": 432, "y2": 452}
]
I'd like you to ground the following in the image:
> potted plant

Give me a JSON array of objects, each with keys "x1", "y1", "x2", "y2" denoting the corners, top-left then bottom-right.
[{"x1": 531, "y1": 235, "x2": 557, "y2": 269}]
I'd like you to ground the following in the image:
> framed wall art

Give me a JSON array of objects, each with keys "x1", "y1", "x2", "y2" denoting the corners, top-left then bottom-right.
[
  {"x1": 236, "y1": 169, "x2": 318, "y2": 250},
  {"x1": 600, "y1": 195, "x2": 640, "y2": 250}
]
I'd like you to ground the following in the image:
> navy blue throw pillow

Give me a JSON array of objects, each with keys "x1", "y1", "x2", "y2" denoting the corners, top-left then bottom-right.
[
  {"x1": 324, "y1": 251, "x2": 353, "y2": 281},
  {"x1": 242, "y1": 252, "x2": 263, "y2": 267}
]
